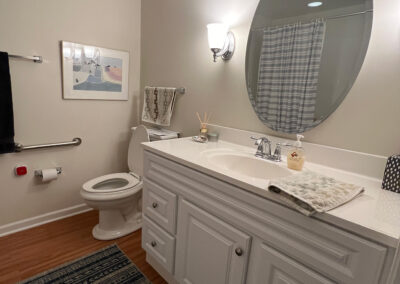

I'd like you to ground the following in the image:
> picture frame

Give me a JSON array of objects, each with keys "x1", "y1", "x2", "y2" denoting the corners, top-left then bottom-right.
[{"x1": 61, "y1": 41, "x2": 129, "y2": 100}]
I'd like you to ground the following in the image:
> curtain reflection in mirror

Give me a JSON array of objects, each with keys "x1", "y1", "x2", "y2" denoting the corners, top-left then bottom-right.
[{"x1": 252, "y1": 19, "x2": 326, "y2": 134}]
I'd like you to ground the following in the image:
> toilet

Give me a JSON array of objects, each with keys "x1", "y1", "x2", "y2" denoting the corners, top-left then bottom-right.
[{"x1": 80, "y1": 125, "x2": 149, "y2": 240}]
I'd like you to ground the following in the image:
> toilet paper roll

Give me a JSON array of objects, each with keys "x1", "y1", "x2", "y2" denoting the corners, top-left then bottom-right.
[{"x1": 41, "y1": 168, "x2": 58, "y2": 182}]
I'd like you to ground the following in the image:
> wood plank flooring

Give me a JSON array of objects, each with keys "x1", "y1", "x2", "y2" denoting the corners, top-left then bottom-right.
[{"x1": 0, "y1": 210, "x2": 167, "y2": 284}]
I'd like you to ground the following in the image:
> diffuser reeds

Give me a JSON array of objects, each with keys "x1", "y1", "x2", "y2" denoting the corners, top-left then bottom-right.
[{"x1": 196, "y1": 112, "x2": 212, "y2": 129}]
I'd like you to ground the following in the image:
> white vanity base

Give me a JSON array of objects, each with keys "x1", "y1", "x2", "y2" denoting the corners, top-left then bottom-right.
[{"x1": 141, "y1": 150, "x2": 396, "y2": 284}]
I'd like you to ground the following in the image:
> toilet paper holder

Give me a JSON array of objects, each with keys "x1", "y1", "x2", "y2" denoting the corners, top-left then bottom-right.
[{"x1": 34, "y1": 167, "x2": 62, "y2": 177}]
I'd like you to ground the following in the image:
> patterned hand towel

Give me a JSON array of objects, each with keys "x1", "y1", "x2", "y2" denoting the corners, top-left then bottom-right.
[
  {"x1": 142, "y1": 86, "x2": 177, "y2": 126},
  {"x1": 268, "y1": 171, "x2": 364, "y2": 216}
]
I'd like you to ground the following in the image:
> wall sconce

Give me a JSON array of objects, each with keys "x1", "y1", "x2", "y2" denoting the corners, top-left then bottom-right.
[{"x1": 207, "y1": 23, "x2": 235, "y2": 62}]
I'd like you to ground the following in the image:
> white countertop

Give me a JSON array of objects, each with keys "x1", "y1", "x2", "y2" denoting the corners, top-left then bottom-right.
[{"x1": 142, "y1": 138, "x2": 400, "y2": 247}]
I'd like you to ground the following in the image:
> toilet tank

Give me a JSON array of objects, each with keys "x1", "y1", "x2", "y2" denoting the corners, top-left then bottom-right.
[
  {"x1": 128, "y1": 126, "x2": 179, "y2": 176},
  {"x1": 127, "y1": 125, "x2": 149, "y2": 176}
]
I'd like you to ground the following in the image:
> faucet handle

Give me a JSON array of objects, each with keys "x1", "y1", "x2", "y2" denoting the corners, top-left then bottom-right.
[
  {"x1": 274, "y1": 144, "x2": 282, "y2": 154},
  {"x1": 273, "y1": 144, "x2": 282, "y2": 160},
  {"x1": 250, "y1": 136, "x2": 270, "y2": 145},
  {"x1": 273, "y1": 142, "x2": 293, "y2": 162},
  {"x1": 250, "y1": 136, "x2": 260, "y2": 144}
]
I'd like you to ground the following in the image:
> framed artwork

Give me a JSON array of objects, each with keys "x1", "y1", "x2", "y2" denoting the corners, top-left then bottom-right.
[{"x1": 61, "y1": 41, "x2": 129, "y2": 100}]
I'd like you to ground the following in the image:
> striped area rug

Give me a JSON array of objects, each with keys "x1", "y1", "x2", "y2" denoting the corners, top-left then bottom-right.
[{"x1": 19, "y1": 244, "x2": 151, "y2": 284}]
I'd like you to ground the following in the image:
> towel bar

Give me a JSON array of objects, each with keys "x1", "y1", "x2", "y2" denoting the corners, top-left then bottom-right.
[
  {"x1": 8, "y1": 54, "x2": 42, "y2": 63},
  {"x1": 15, "y1": 138, "x2": 82, "y2": 152},
  {"x1": 147, "y1": 87, "x2": 185, "y2": 94},
  {"x1": 177, "y1": 87, "x2": 185, "y2": 94}
]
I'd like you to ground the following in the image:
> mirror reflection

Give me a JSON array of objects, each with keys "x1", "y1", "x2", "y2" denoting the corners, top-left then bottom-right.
[{"x1": 246, "y1": 0, "x2": 373, "y2": 133}]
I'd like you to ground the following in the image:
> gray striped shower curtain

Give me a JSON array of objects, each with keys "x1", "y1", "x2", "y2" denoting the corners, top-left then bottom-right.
[{"x1": 253, "y1": 19, "x2": 326, "y2": 133}]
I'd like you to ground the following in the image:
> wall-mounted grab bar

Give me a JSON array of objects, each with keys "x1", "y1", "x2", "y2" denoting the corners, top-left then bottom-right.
[
  {"x1": 15, "y1": 138, "x2": 82, "y2": 152},
  {"x1": 8, "y1": 54, "x2": 43, "y2": 63}
]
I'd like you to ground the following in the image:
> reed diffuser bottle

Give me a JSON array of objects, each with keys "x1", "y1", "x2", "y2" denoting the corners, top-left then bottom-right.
[{"x1": 196, "y1": 112, "x2": 211, "y2": 140}]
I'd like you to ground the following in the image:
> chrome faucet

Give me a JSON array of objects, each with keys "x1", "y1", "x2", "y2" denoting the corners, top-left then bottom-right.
[
  {"x1": 250, "y1": 136, "x2": 290, "y2": 162},
  {"x1": 251, "y1": 136, "x2": 271, "y2": 158}
]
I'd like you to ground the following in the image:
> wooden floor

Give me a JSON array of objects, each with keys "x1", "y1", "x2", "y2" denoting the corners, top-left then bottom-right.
[{"x1": 0, "y1": 210, "x2": 167, "y2": 284}]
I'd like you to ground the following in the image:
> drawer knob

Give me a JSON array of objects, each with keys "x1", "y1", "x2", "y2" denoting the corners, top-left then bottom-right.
[
  {"x1": 151, "y1": 241, "x2": 157, "y2": 247},
  {"x1": 152, "y1": 202, "x2": 158, "y2": 209},
  {"x1": 235, "y1": 247, "x2": 243, "y2": 256}
]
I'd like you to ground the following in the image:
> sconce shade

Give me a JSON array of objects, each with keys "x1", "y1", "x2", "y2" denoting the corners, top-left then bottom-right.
[
  {"x1": 207, "y1": 23, "x2": 235, "y2": 62},
  {"x1": 207, "y1": 23, "x2": 229, "y2": 49}
]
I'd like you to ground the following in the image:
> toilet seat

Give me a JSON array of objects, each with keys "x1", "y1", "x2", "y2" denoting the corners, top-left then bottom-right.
[{"x1": 82, "y1": 172, "x2": 141, "y2": 194}]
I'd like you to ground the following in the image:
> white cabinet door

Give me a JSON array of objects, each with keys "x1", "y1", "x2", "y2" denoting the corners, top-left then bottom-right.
[
  {"x1": 175, "y1": 199, "x2": 251, "y2": 284},
  {"x1": 251, "y1": 241, "x2": 335, "y2": 284}
]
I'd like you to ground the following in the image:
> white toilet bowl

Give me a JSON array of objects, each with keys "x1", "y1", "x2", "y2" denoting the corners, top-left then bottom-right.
[
  {"x1": 80, "y1": 126, "x2": 149, "y2": 240},
  {"x1": 81, "y1": 173, "x2": 142, "y2": 240}
]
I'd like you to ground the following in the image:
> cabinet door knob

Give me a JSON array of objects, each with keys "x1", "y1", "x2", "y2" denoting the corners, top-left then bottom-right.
[
  {"x1": 152, "y1": 202, "x2": 158, "y2": 209},
  {"x1": 235, "y1": 247, "x2": 243, "y2": 256},
  {"x1": 151, "y1": 241, "x2": 157, "y2": 247}
]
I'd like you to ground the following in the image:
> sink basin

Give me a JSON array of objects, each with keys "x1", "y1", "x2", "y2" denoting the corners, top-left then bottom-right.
[{"x1": 202, "y1": 150, "x2": 292, "y2": 180}]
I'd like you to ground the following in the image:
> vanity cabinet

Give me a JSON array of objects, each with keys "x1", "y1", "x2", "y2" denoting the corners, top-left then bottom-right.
[{"x1": 141, "y1": 151, "x2": 393, "y2": 284}]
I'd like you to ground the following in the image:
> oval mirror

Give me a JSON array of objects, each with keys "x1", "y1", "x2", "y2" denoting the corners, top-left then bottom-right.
[{"x1": 246, "y1": 0, "x2": 373, "y2": 134}]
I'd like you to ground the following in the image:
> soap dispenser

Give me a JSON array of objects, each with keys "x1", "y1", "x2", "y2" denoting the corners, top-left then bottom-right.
[{"x1": 287, "y1": 134, "x2": 305, "y2": 171}]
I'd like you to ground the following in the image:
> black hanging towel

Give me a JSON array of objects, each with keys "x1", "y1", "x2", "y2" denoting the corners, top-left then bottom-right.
[
  {"x1": 382, "y1": 155, "x2": 400, "y2": 193},
  {"x1": 0, "y1": 51, "x2": 16, "y2": 154}
]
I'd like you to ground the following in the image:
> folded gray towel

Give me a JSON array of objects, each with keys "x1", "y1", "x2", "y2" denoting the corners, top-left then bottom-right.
[{"x1": 268, "y1": 171, "x2": 364, "y2": 216}]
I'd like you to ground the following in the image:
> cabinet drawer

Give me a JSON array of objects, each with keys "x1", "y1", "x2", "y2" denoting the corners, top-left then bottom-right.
[
  {"x1": 142, "y1": 215, "x2": 175, "y2": 274},
  {"x1": 143, "y1": 179, "x2": 177, "y2": 234},
  {"x1": 252, "y1": 241, "x2": 335, "y2": 284}
]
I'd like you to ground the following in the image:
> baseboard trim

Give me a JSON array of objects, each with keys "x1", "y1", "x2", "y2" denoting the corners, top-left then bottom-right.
[{"x1": 0, "y1": 204, "x2": 92, "y2": 237}]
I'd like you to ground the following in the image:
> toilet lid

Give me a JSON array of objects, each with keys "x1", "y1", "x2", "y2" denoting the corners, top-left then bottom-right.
[{"x1": 128, "y1": 125, "x2": 149, "y2": 177}]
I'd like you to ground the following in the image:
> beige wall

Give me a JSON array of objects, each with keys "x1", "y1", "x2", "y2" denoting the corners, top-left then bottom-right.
[
  {"x1": 0, "y1": 0, "x2": 141, "y2": 226},
  {"x1": 141, "y1": 0, "x2": 400, "y2": 157}
]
